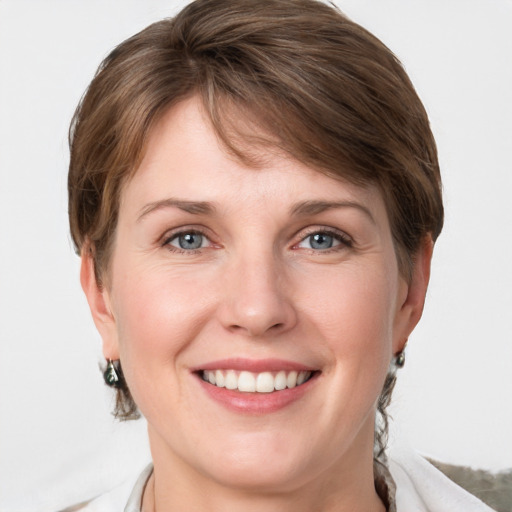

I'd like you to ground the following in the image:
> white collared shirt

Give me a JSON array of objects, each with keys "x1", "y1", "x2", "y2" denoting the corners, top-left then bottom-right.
[{"x1": 72, "y1": 448, "x2": 496, "y2": 512}]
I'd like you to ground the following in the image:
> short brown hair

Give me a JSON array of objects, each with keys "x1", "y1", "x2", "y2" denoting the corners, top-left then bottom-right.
[{"x1": 68, "y1": 0, "x2": 443, "y2": 465}]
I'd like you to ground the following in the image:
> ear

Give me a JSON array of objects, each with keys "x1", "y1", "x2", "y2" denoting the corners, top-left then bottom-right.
[
  {"x1": 393, "y1": 236, "x2": 434, "y2": 355},
  {"x1": 80, "y1": 245, "x2": 120, "y2": 360}
]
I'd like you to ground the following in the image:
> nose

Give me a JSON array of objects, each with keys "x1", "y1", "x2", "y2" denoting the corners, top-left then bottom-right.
[{"x1": 217, "y1": 251, "x2": 297, "y2": 338}]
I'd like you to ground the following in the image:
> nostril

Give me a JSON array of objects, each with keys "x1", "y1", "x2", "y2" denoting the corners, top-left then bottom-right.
[
  {"x1": 219, "y1": 294, "x2": 298, "y2": 337},
  {"x1": 227, "y1": 322, "x2": 284, "y2": 336}
]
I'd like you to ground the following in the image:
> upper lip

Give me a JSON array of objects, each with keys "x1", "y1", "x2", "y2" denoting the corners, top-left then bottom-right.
[{"x1": 191, "y1": 358, "x2": 318, "y2": 373}]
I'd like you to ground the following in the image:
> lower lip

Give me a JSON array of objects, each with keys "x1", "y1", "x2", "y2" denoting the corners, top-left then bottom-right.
[{"x1": 196, "y1": 374, "x2": 318, "y2": 414}]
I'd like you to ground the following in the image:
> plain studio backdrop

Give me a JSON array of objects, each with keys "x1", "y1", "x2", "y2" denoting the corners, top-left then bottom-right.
[{"x1": 0, "y1": 0, "x2": 511, "y2": 510}]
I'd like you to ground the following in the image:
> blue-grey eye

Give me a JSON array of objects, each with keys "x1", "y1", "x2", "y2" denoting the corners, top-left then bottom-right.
[
  {"x1": 169, "y1": 232, "x2": 206, "y2": 250},
  {"x1": 309, "y1": 233, "x2": 334, "y2": 249},
  {"x1": 298, "y1": 232, "x2": 343, "y2": 250}
]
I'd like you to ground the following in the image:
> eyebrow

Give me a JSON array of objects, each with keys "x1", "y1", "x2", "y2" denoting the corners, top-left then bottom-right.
[
  {"x1": 290, "y1": 200, "x2": 376, "y2": 224},
  {"x1": 137, "y1": 198, "x2": 375, "y2": 224},
  {"x1": 137, "y1": 198, "x2": 216, "y2": 222}
]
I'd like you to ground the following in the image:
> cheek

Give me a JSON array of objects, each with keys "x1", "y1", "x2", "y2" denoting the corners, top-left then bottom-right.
[
  {"x1": 286, "y1": 266, "x2": 398, "y2": 454},
  {"x1": 296, "y1": 263, "x2": 398, "y2": 418},
  {"x1": 110, "y1": 263, "x2": 215, "y2": 394},
  {"x1": 301, "y1": 265, "x2": 397, "y2": 359}
]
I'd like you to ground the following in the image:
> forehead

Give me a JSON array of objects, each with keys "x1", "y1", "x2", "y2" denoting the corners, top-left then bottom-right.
[{"x1": 120, "y1": 96, "x2": 387, "y2": 224}]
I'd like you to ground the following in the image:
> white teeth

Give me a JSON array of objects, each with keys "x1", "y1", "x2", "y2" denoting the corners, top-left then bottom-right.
[
  {"x1": 297, "y1": 371, "x2": 308, "y2": 386},
  {"x1": 215, "y1": 370, "x2": 225, "y2": 388},
  {"x1": 225, "y1": 370, "x2": 238, "y2": 390},
  {"x1": 287, "y1": 371, "x2": 298, "y2": 388},
  {"x1": 275, "y1": 371, "x2": 287, "y2": 390},
  {"x1": 256, "y1": 372, "x2": 274, "y2": 393},
  {"x1": 238, "y1": 371, "x2": 256, "y2": 392},
  {"x1": 202, "y1": 369, "x2": 313, "y2": 393}
]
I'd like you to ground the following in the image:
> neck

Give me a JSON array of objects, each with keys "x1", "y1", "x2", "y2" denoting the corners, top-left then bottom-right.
[
  {"x1": 145, "y1": 476, "x2": 385, "y2": 512},
  {"x1": 144, "y1": 421, "x2": 386, "y2": 512}
]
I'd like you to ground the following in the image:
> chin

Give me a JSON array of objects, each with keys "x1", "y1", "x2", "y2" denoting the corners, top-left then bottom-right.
[
  {"x1": 184, "y1": 428, "x2": 313, "y2": 492},
  {"x1": 203, "y1": 456, "x2": 308, "y2": 493}
]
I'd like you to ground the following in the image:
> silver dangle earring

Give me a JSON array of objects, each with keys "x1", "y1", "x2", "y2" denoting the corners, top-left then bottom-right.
[
  {"x1": 395, "y1": 351, "x2": 406, "y2": 368},
  {"x1": 104, "y1": 359, "x2": 120, "y2": 387}
]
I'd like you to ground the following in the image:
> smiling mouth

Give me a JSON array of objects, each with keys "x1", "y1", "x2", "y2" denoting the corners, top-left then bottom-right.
[{"x1": 200, "y1": 369, "x2": 315, "y2": 393}]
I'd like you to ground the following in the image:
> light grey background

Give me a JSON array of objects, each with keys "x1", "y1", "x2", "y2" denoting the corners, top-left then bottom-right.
[{"x1": 1, "y1": 1, "x2": 511, "y2": 510}]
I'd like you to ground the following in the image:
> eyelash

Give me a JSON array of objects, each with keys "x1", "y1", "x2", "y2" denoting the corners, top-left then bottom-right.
[
  {"x1": 161, "y1": 227, "x2": 353, "y2": 254},
  {"x1": 293, "y1": 227, "x2": 353, "y2": 253},
  {"x1": 162, "y1": 229, "x2": 213, "y2": 254}
]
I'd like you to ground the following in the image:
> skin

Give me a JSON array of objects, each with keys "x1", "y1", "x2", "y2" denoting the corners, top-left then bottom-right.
[{"x1": 81, "y1": 96, "x2": 432, "y2": 512}]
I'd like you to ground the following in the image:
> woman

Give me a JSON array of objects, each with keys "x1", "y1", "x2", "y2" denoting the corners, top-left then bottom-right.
[{"x1": 67, "y1": 0, "x2": 494, "y2": 510}]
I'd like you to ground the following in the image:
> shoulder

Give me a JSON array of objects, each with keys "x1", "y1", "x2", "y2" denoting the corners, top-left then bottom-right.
[
  {"x1": 388, "y1": 446, "x2": 497, "y2": 512},
  {"x1": 60, "y1": 464, "x2": 153, "y2": 512}
]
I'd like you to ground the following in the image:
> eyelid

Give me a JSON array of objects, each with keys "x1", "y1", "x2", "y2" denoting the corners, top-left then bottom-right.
[
  {"x1": 163, "y1": 229, "x2": 204, "y2": 244},
  {"x1": 168, "y1": 232, "x2": 208, "y2": 250},
  {"x1": 160, "y1": 225, "x2": 217, "y2": 248},
  {"x1": 292, "y1": 226, "x2": 353, "y2": 249}
]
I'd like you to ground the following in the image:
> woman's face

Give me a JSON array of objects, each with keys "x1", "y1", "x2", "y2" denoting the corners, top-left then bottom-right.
[{"x1": 84, "y1": 96, "x2": 427, "y2": 492}]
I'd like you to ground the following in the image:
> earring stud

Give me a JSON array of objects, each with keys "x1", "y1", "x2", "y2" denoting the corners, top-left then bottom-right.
[{"x1": 104, "y1": 359, "x2": 120, "y2": 387}]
